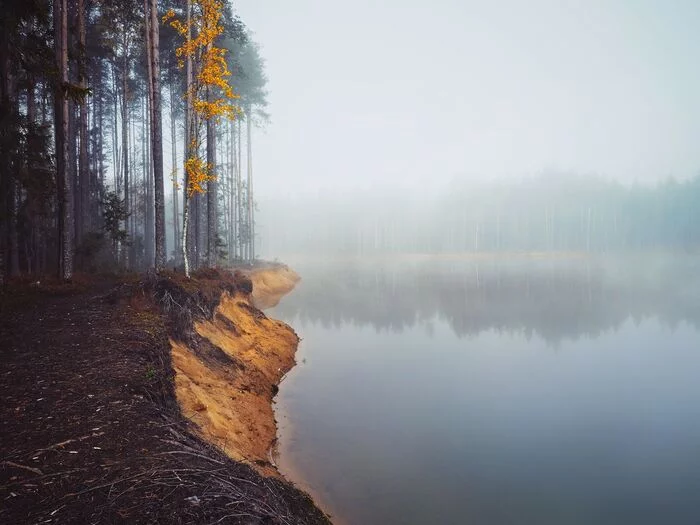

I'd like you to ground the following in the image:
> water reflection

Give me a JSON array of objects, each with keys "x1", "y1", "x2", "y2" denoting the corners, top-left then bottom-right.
[
  {"x1": 274, "y1": 255, "x2": 700, "y2": 344},
  {"x1": 273, "y1": 255, "x2": 700, "y2": 525}
]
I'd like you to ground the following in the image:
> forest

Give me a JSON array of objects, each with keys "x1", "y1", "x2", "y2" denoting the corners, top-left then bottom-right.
[
  {"x1": 0, "y1": 0, "x2": 267, "y2": 282},
  {"x1": 260, "y1": 173, "x2": 700, "y2": 256},
  {"x1": 3, "y1": 1, "x2": 698, "y2": 282}
]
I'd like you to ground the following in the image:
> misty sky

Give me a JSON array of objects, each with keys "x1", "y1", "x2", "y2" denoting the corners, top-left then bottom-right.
[{"x1": 235, "y1": 0, "x2": 700, "y2": 196}]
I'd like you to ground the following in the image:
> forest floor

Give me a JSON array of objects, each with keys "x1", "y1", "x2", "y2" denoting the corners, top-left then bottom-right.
[{"x1": 0, "y1": 270, "x2": 329, "y2": 525}]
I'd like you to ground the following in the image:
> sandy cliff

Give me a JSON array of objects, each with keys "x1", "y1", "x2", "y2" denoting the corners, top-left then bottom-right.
[{"x1": 169, "y1": 266, "x2": 301, "y2": 477}]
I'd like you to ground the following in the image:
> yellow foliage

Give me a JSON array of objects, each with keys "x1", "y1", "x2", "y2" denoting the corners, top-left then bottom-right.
[
  {"x1": 164, "y1": 0, "x2": 238, "y2": 122},
  {"x1": 165, "y1": 0, "x2": 240, "y2": 197},
  {"x1": 184, "y1": 157, "x2": 216, "y2": 198}
]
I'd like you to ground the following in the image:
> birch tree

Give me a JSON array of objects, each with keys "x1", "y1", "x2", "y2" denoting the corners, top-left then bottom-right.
[{"x1": 164, "y1": 0, "x2": 240, "y2": 277}]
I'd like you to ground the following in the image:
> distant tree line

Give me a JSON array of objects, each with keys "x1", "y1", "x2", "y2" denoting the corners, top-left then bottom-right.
[
  {"x1": 0, "y1": 0, "x2": 268, "y2": 283},
  {"x1": 260, "y1": 174, "x2": 700, "y2": 256}
]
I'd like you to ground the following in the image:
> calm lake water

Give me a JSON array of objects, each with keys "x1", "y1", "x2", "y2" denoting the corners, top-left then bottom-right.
[{"x1": 270, "y1": 255, "x2": 700, "y2": 525}]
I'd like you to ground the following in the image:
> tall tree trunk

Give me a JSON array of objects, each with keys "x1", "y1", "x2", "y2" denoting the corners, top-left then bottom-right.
[
  {"x1": 143, "y1": 0, "x2": 153, "y2": 268},
  {"x1": 246, "y1": 107, "x2": 254, "y2": 263},
  {"x1": 69, "y1": 96, "x2": 79, "y2": 250},
  {"x1": 193, "y1": 179, "x2": 200, "y2": 267},
  {"x1": 112, "y1": 63, "x2": 120, "y2": 195},
  {"x1": 206, "y1": 85, "x2": 217, "y2": 266},
  {"x1": 98, "y1": 80, "x2": 105, "y2": 207},
  {"x1": 228, "y1": 118, "x2": 235, "y2": 262},
  {"x1": 0, "y1": 32, "x2": 19, "y2": 278},
  {"x1": 121, "y1": 48, "x2": 130, "y2": 268},
  {"x1": 25, "y1": 78, "x2": 37, "y2": 273},
  {"x1": 181, "y1": 0, "x2": 192, "y2": 277},
  {"x1": 169, "y1": 79, "x2": 180, "y2": 261},
  {"x1": 78, "y1": 0, "x2": 90, "y2": 234},
  {"x1": 0, "y1": 43, "x2": 5, "y2": 283},
  {"x1": 7, "y1": 173, "x2": 19, "y2": 277},
  {"x1": 54, "y1": 0, "x2": 73, "y2": 280},
  {"x1": 190, "y1": 65, "x2": 199, "y2": 269},
  {"x1": 182, "y1": 199, "x2": 190, "y2": 277},
  {"x1": 143, "y1": 92, "x2": 153, "y2": 268},
  {"x1": 148, "y1": 0, "x2": 166, "y2": 270},
  {"x1": 236, "y1": 118, "x2": 242, "y2": 260}
]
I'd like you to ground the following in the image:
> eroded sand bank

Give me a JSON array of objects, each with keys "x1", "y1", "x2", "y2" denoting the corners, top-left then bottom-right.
[{"x1": 169, "y1": 266, "x2": 301, "y2": 477}]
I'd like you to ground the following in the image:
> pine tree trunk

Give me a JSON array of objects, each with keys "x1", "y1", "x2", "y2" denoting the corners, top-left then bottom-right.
[
  {"x1": 25, "y1": 78, "x2": 37, "y2": 274},
  {"x1": 54, "y1": 0, "x2": 73, "y2": 280},
  {"x1": 112, "y1": 63, "x2": 120, "y2": 196},
  {"x1": 143, "y1": 0, "x2": 154, "y2": 268},
  {"x1": 98, "y1": 82, "x2": 105, "y2": 205},
  {"x1": 121, "y1": 48, "x2": 130, "y2": 268},
  {"x1": 69, "y1": 94, "x2": 79, "y2": 248},
  {"x1": 236, "y1": 118, "x2": 243, "y2": 261},
  {"x1": 246, "y1": 108, "x2": 254, "y2": 263},
  {"x1": 231, "y1": 119, "x2": 237, "y2": 260},
  {"x1": 228, "y1": 118, "x2": 235, "y2": 262},
  {"x1": 7, "y1": 174, "x2": 19, "y2": 276},
  {"x1": 0, "y1": 35, "x2": 19, "y2": 277},
  {"x1": 206, "y1": 86, "x2": 217, "y2": 267},
  {"x1": 78, "y1": 0, "x2": 90, "y2": 234},
  {"x1": 169, "y1": 79, "x2": 180, "y2": 261},
  {"x1": 143, "y1": 92, "x2": 153, "y2": 268},
  {"x1": 148, "y1": 0, "x2": 165, "y2": 270}
]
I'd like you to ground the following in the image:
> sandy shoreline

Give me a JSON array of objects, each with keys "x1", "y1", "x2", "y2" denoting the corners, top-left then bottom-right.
[
  {"x1": 274, "y1": 399, "x2": 349, "y2": 525},
  {"x1": 166, "y1": 264, "x2": 346, "y2": 523},
  {"x1": 169, "y1": 265, "x2": 302, "y2": 477}
]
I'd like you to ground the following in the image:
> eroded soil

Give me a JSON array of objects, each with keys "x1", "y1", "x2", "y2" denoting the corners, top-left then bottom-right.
[{"x1": 170, "y1": 266, "x2": 302, "y2": 477}]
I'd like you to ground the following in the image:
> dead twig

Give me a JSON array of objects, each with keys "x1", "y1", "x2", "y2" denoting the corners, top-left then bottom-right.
[
  {"x1": 2, "y1": 460, "x2": 43, "y2": 476},
  {"x1": 35, "y1": 431, "x2": 106, "y2": 455}
]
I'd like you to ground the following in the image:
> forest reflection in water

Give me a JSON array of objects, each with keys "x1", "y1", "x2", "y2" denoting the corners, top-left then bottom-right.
[
  {"x1": 274, "y1": 253, "x2": 700, "y2": 344},
  {"x1": 272, "y1": 253, "x2": 700, "y2": 525}
]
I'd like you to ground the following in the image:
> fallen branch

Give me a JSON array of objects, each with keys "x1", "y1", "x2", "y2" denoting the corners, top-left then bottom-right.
[
  {"x1": 2, "y1": 461, "x2": 43, "y2": 476},
  {"x1": 35, "y1": 431, "x2": 106, "y2": 455}
]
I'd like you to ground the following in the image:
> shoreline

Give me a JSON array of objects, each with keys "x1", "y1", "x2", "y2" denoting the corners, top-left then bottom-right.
[
  {"x1": 274, "y1": 393, "x2": 349, "y2": 525},
  {"x1": 167, "y1": 264, "x2": 341, "y2": 522},
  {"x1": 169, "y1": 264, "x2": 303, "y2": 477},
  {"x1": 252, "y1": 266, "x2": 347, "y2": 522}
]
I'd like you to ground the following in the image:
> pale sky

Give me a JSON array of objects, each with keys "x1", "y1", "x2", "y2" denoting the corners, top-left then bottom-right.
[{"x1": 234, "y1": 0, "x2": 700, "y2": 197}]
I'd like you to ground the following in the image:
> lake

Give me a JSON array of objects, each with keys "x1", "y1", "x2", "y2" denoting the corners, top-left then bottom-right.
[{"x1": 271, "y1": 254, "x2": 700, "y2": 525}]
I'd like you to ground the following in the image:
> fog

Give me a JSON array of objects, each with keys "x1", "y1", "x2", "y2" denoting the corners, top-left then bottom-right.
[
  {"x1": 196, "y1": 3, "x2": 700, "y2": 522},
  {"x1": 254, "y1": 174, "x2": 699, "y2": 258},
  {"x1": 4, "y1": 2, "x2": 700, "y2": 522},
  {"x1": 236, "y1": 0, "x2": 700, "y2": 203}
]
